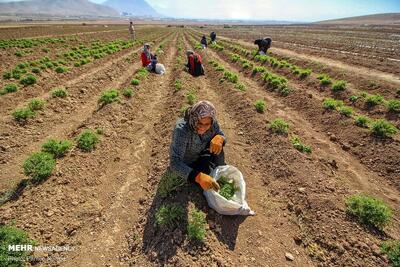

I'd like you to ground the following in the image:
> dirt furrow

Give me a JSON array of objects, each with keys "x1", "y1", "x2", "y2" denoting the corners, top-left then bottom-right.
[
  {"x1": 0, "y1": 35, "x2": 173, "y2": 194},
  {"x1": 0, "y1": 33, "x2": 179, "y2": 266},
  {"x1": 184, "y1": 35, "x2": 398, "y2": 266},
  {"x1": 189, "y1": 33, "x2": 400, "y2": 192},
  {"x1": 0, "y1": 32, "x2": 170, "y2": 115}
]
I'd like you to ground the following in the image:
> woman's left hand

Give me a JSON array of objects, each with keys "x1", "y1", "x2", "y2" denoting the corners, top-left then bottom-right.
[{"x1": 210, "y1": 135, "x2": 224, "y2": 155}]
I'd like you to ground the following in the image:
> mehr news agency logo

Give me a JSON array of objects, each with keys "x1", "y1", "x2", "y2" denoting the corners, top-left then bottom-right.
[{"x1": 8, "y1": 244, "x2": 75, "y2": 252}]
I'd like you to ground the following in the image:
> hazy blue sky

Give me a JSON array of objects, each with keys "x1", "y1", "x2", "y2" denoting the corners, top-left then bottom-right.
[
  {"x1": 94, "y1": 0, "x2": 400, "y2": 21},
  {"x1": 1, "y1": 0, "x2": 399, "y2": 22}
]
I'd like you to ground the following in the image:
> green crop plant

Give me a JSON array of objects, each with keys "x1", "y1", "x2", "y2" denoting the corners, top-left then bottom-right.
[
  {"x1": 187, "y1": 208, "x2": 207, "y2": 242},
  {"x1": 215, "y1": 65, "x2": 225, "y2": 72},
  {"x1": 346, "y1": 194, "x2": 392, "y2": 230},
  {"x1": 23, "y1": 152, "x2": 55, "y2": 182},
  {"x1": 186, "y1": 90, "x2": 196, "y2": 105},
  {"x1": 52, "y1": 88, "x2": 68, "y2": 98},
  {"x1": 235, "y1": 83, "x2": 246, "y2": 92},
  {"x1": 338, "y1": 106, "x2": 353, "y2": 117},
  {"x1": 370, "y1": 119, "x2": 398, "y2": 138},
  {"x1": 291, "y1": 136, "x2": 312, "y2": 153},
  {"x1": 180, "y1": 105, "x2": 189, "y2": 116},
  {"x1": 11, "y1": 69, "x2": 22, "y2": 79},
  {"x1": 31, "y1": 67, "x2": 41, "y2": 74},
  {"x1": 254, "y1": 54, "x2": 269, "y2": 62},
  {"x1": 252, "y1": 66, "x2": 266, "y2": 75},
  {"x1": 365, "y1": 94, "x2": 384, "y2": 106},
  {"x1": 355, "y1": 116, "x2": 370, "y2": 127},
  {"x1": 3, "y1": 71, "x2": 11, "y2": 79},
  {"x1": 0, "y1": 224, "x2": 36, "y2": 266},
  {"x1": 254, "y1": 100, "x2": 266, "y2": 113},
  {"x1": 1, "y1": 83, "x2": 18, "y2": 95},
  {"x1": 123, "y1": 88, "x2": 133, "y2": 98},
  {"x1": 12, "y1": 108, "x2": 35, "y2": 122},
  {"x1": 155, "y1": 203, "x2": 184, "y2": 228},
  {"x1": 332, "y1": 80, "x2": 347, "y2": 92},
  {"x1": 230, "y1": 53, "x2": 241, "y2": 62},
  {"x1": 174, "y1": 79, "x2": 183, "y2": 91},
  {"x1": 218, "y1": 176, "x2": 237, "y2": 200},
  {"x1": 42, "y1": 48, "x2": 49, "y2": 53},
  {"x1": 55, "y1": 66, "x2": 68, "y2": 73},
  {"x1": 14, "y1": 51, "x2": 23, "y2": 57},
  {"x1": 76, "y1": 130, "x2": 99, "y2": 152},
  {"x1": 387, "y1": 100, "x2": 400, "y2": 112},
  {"x1": 41, "y1": 139, "x2": 72, "y2": 158},
  {"x1": 194, "y1": 42, "x2": 203, "y2": 50},
  {"x1": 28, "y1": 98, "x2": 45, "y2": 111},
  {"x1": 210, "y1": 43, "x2": 224, "y2": 51},
  {"x1": 323, "y1": 98, "x2": 344, "y2": 110},
  {"x1": 223, "y1": 71, "x2": 238, "y2": 83},
  {"x1": 131, "y1": 78, "x2": 140, "y2": 86},
  {"x1": 134, "y1": 68, "x2": 149, "y2": 80},
  {"x1": 299, "y1": 69, "x2": 312, "y2": 79},
  {"x1": 157, "y1": 171, "x2": 185, "y2": 197},
  {"x1": 268, "y1": 118, "x2": 290, "y2": 135},
  {"x1": 98, "y1": 89, "x2": 119, "y2": 106},
  {"x1": 349, "y1": 95, "x2": 360, "y2": 103},
  {"x1": 20, "y1": 74, "x2": 37, "y2": 86},
  {"x1": 381, "y1": 240, "x2": 400, "y2": 267}
]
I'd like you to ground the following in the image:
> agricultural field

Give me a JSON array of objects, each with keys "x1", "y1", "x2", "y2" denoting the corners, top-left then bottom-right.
[{"x1": 0, "y1": 23, "x2": 399, "y2": 267}]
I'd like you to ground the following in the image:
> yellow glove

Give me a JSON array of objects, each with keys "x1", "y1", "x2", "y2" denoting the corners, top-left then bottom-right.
[
  {"x1": 195, "y1": 172, "x2": 220, "y2": 191},
  {"x1": 210, "y1": 134, "x2": 224, "y2": 155}
]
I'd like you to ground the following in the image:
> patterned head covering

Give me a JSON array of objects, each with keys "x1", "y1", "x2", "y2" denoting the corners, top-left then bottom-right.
[
  {"x1": 143, "y1": 44, "x2": 151, "y2": 60},
  {"x1": 184, "y1": 100, "x2": 216, "y2": 131},
  {"x1": 186, "y1": 49, "x2": 194, "y2": 57}
]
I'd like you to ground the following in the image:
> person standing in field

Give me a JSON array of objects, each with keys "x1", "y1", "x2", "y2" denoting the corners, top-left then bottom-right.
[
  {"x1": 129, "y1": 21, "x2": 136, "y2": 41},
  {"x1": 210, "y1": 31, "x2": 217, "y2": 44},
  {"x1": 201, "y1": 35, "x2": 207, "y2": 49}
]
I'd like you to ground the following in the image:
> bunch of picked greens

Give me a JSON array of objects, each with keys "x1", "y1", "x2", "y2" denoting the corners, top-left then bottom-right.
[{"x1": 218, "y1": 176, "x2": 237, "y2": 200}]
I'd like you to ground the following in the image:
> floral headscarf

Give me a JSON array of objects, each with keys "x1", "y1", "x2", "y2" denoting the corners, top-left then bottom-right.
[{"x1": 184, "y1": 100, "x2": 216, "y2": 131}]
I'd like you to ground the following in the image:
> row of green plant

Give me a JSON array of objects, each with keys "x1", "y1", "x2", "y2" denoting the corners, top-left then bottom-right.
[
  {"x1": 24, "y1": 130, "x2": 101, "y2": 183},
  {"x1": 207, "y1": 59, "x2": 246, "y2": 91},
  {"x1": 203, "y1": 36, "x2": 399, "y2": 136},
  {"x1": 0, "y1": 36, "x2": 77, "y2": 49},
  {"x1": 2, "y1": 39, "x2": 141, "y2": 89},
  {"x1": 155, "y1": 171, "x2": 207, "y2": 241},
  {"x1": 220, "y1": 40, "x2": 312, "y2": 79},
  {"x1": 219, "y1": 38, "x2": 400, "y2": 114},
  {"x1": 349, "y1": 91, "x2": 400, "y2": 112},
  {"x1": 267, "y1": 117, "x2": 313, "y2": 153},
  {"x1": 214, "y1": 48, "x2": 290, "y2": 96},
  {"x1": 323, "y1": 98, "x2": 398, "y2": 137}
]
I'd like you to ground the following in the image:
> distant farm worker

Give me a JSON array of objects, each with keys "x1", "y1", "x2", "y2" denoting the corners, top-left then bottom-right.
[
  {"x1": 200, "y1": 35, "x2": 207, "y2": 49},
  {"x1": 169, "y1": 100, "x2": 227, "y2": 191},
  {"x1": 210, "y1": 31, "x2": 217, "y2": 44},
  {"x1": 185, "y1": 50, "x2": 204, "y2": 77},
  {"x1": 254, "y1": 37, "x2": 272, "y2": 55},
  {"x1": 141, "y1": 43, "x2": 157, "y2": 72},
  {"x1": 129, "y1": 21, "x2": 136, "y2": 41}
]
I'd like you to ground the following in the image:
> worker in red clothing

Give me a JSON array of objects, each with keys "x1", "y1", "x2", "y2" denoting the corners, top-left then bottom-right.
[
  {"x1": 185, "y1": 50, "x2": 204, "y2": 77},
  {"x1": 141, "y1": 43, "x2": 157, "y2": 72}
]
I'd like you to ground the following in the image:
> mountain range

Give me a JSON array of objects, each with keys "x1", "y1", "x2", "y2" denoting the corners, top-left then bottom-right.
[
  {"x1": 103, "y1": 0, "x2": 159, "y2": 17},
  {"x1": 0, "y1": 0, "x2": 159, "y2": 17}
]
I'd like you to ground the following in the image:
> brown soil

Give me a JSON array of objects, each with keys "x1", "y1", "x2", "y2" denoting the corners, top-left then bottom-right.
[{"x1": 0, "y1": 25, "x2": 399, "y2": 267}]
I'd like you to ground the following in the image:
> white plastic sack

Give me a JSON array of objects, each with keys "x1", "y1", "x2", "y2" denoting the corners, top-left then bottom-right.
[
  {"x1": 155, "y1": 63, "x2": 166, "y2": 75},
  {"x1": 204, "y1": 165, "x2": 255, "y2": 216}
]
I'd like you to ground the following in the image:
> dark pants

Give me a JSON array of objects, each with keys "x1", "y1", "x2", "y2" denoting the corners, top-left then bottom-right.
[{"x1": 189, "y1": 149, "x2": 225, "y2": 175}]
